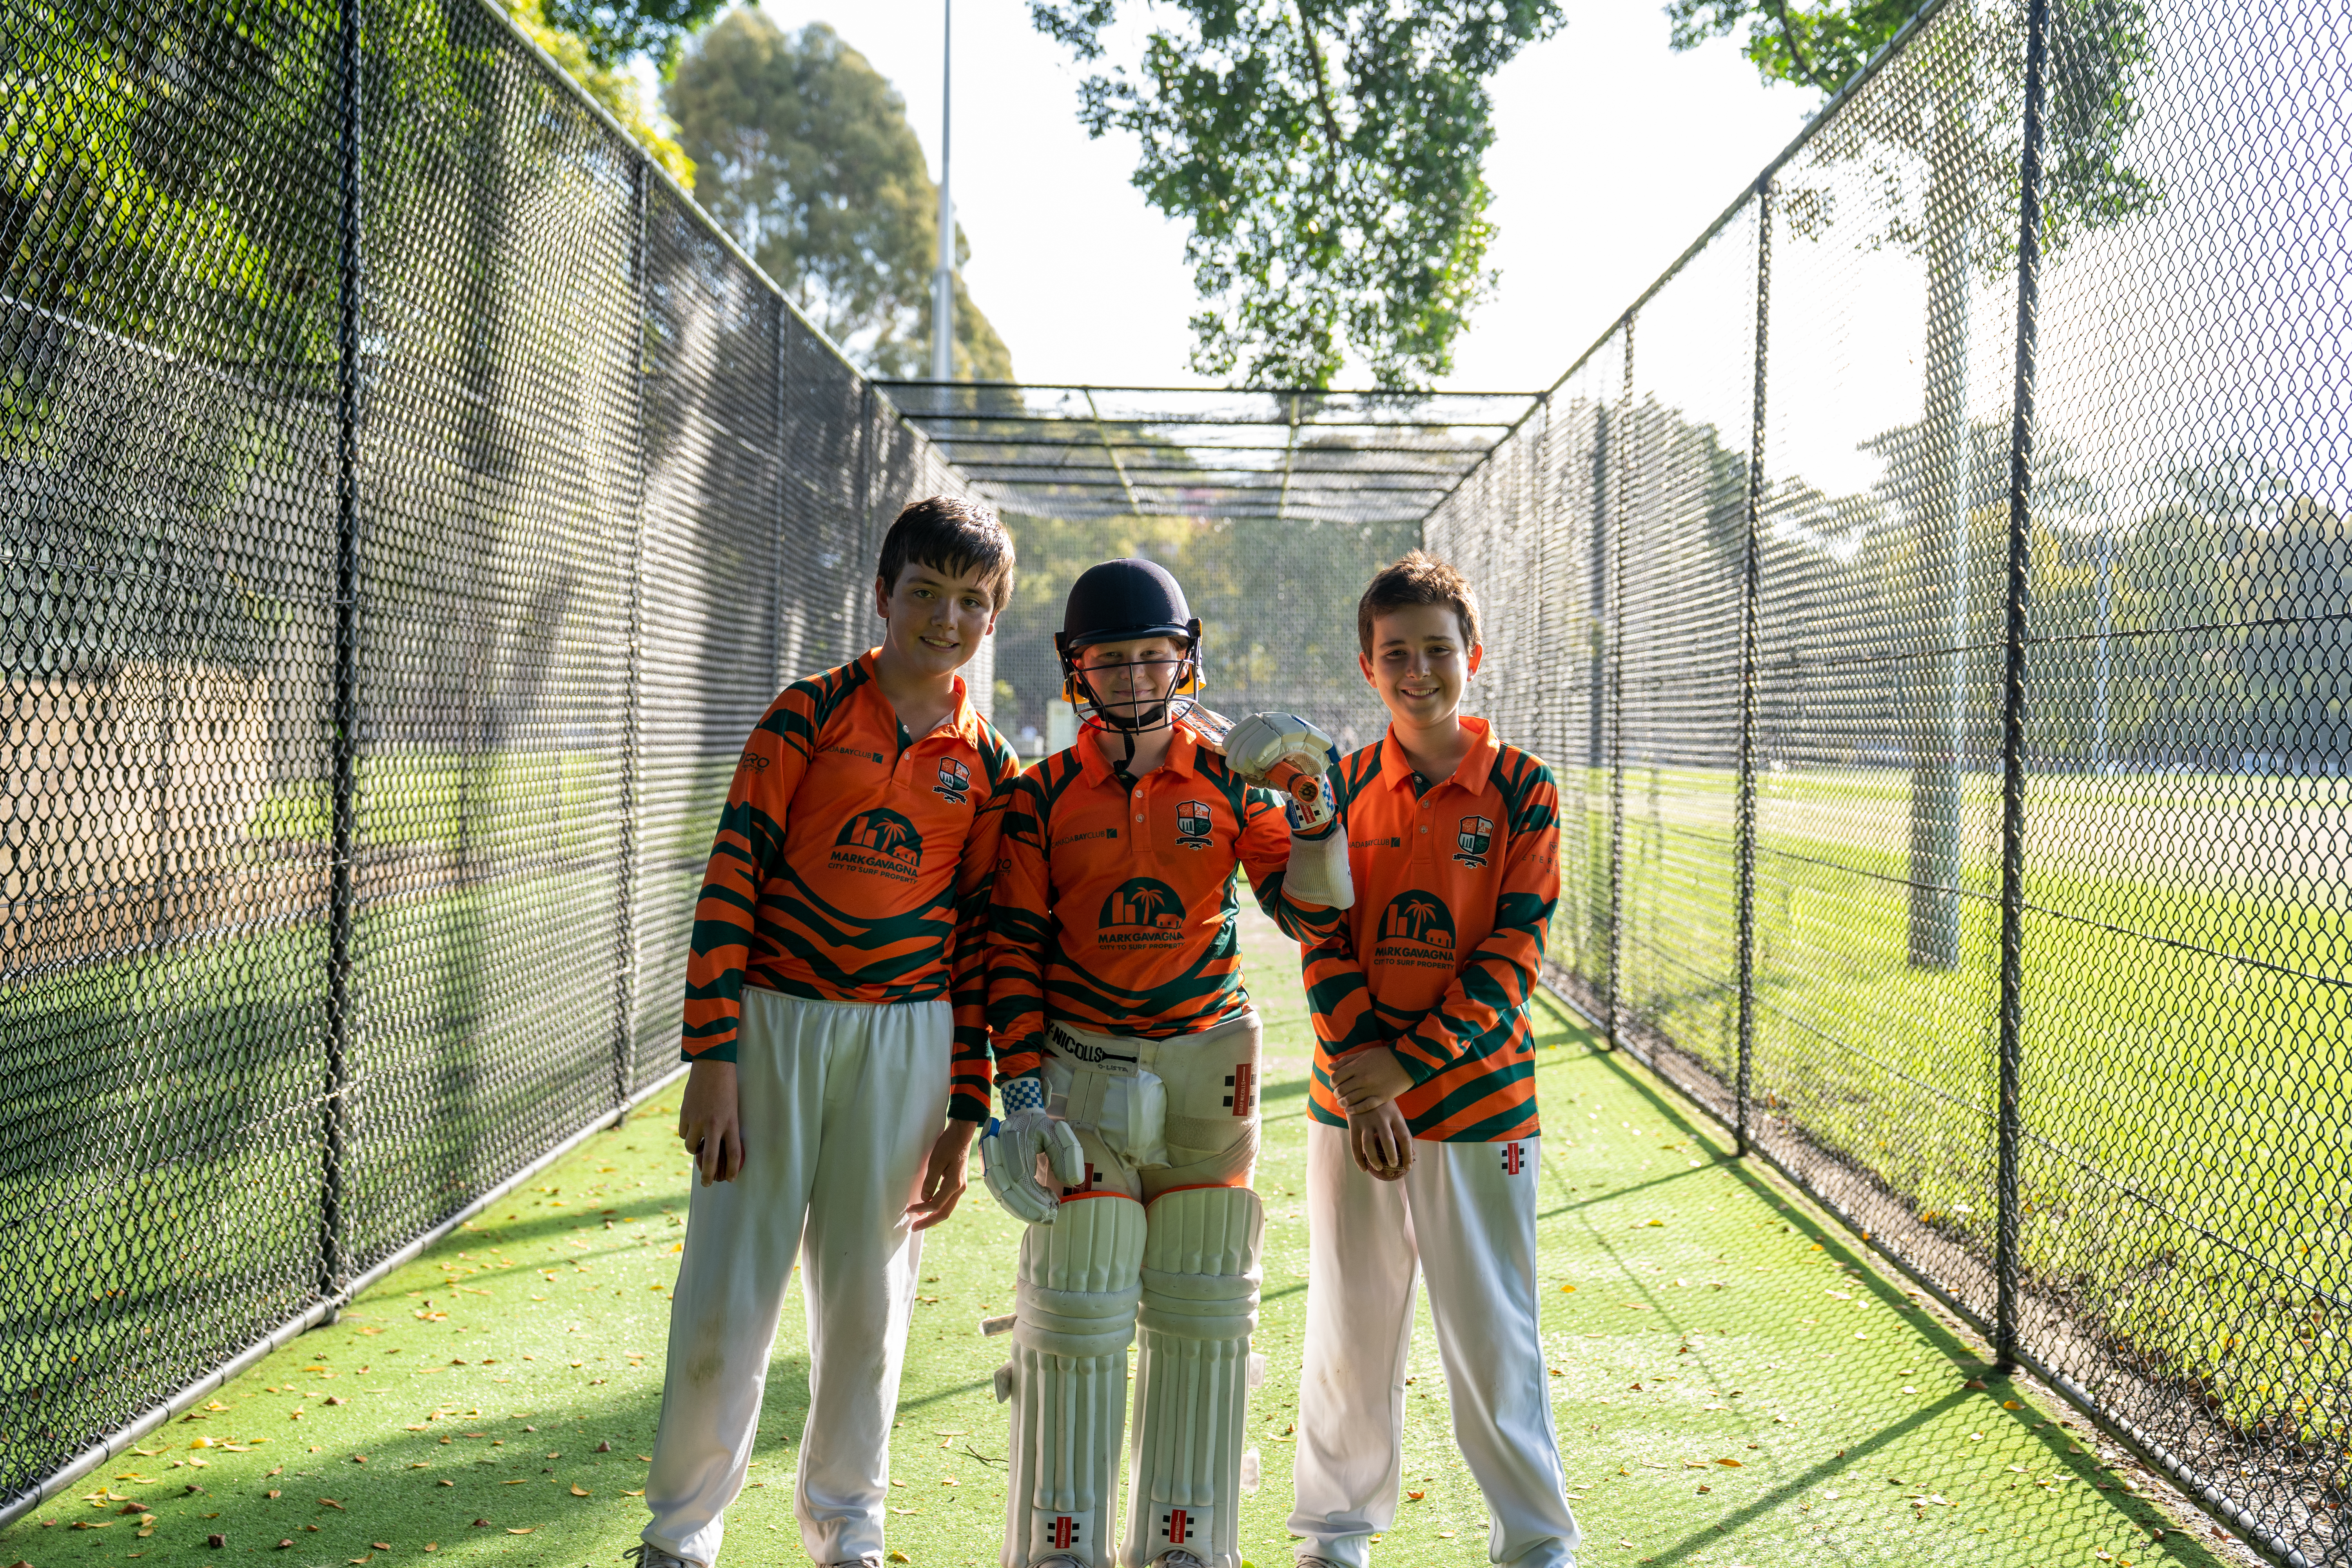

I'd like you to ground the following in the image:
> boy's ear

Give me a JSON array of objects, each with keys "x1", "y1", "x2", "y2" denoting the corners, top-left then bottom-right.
[
  {"x1": 1359, "y1": 650, "x2": 1377, "y2": 685},
  {"x1": 1466, "y1": 642, "x2": 1484, "y2": 676},
  {"x1": 873, "y1": 573, "x2": 892, "y2": 617}
]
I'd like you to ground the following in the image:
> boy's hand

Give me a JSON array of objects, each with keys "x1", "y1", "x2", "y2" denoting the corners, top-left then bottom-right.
[
  {"x1": 678, "y1": 1058, "x2": 744, "y2": 1186},
  {"x1": 907, "y1": 1118, "x2": 979, "y2": 1231},
  {"x1": 1348, "y1": 1102, "x2": 1414, "y2": 1181},
  {"x1": 1328, "y1": 1045, "x2": 1414, "y2": 1114}
]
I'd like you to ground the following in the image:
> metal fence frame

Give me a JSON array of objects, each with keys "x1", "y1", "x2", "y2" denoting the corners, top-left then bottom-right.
[
  {"x1": 1430, "y1": 0, "x2": 2345, "y2": 1557},
  {"x1": 0, "y1": 0, "x2": 973, "y2": 1523}
]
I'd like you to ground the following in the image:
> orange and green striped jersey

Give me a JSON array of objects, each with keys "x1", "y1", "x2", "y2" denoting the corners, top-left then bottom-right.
[
  {"x1": 683, "y1": 650, "x2": 1018, "y2": 1121},
  {"x1": 1303, "y1": 717, "x2": 1558, "y2": 1142},
  {"x1": 987, "y1": 719, "x2": 1341, "y2": 1082}
]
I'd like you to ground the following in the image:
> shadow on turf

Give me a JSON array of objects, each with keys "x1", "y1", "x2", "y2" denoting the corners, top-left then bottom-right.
[{"x1": 1567, "y1": 1045, "x2": 2230, "y2": 1566}]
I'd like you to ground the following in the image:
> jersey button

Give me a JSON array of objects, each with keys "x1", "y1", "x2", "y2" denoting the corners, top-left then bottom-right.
[{"x1": 1420, "y1": 826, "x2": 1428, "y2": 833}]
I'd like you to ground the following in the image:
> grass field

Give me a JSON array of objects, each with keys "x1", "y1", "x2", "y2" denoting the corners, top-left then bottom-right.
[
  {"x1": 0, "y1": 909, "x2": 2246, "y2": 1567},
  {"x1": 1548, "y1": 763, "x2": 2351, "y2": 1449}
]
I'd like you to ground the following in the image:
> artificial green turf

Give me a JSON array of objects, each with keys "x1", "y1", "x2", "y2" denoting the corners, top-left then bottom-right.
[
  {"x1": 3, "y1": 909, "x2": 2243, "y2": 1568},
  {"x1": 1546, "y1": 763, "x2": 2351, "y2": 1444}
]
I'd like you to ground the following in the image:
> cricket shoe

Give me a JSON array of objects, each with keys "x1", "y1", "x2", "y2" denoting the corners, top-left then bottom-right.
[
  {"x1": 1152, "y1": 1553, "x2": 1211, "y2": 1568},
  {"x1": 621, "y1": 1546, "x2": 695, "y2": 1568}
]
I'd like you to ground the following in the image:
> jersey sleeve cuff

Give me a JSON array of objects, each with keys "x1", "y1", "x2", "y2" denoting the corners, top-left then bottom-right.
[
  {"x1": 993, "y1": 1047, "x2": 1046, "y2": 1083},
  {"x1": 948, "y1": 1091, "x2": 991, "y2": 1123},
  {"x1": 681, "y1": 1040, "x2": 739, "y2": 1065}
]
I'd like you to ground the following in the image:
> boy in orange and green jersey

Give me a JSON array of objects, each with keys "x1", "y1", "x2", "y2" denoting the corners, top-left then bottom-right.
[
  {"x1": 979, "y1": 557, "x2": 1353, "y2": 1568},
  {"x1": 1287, "y1": 551, "x2": 1581, "y2": 1568},
  {"x1": 637, "y1": 498, "x2": 1021, "y2": 1568}
]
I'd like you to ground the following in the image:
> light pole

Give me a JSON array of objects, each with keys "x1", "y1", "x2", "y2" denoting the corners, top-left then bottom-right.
[{"x1": 930, "y1": 0, "x2": 954, "y2": 383}]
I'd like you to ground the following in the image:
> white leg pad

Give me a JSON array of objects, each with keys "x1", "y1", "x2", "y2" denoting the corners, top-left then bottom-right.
[
  {"x1": 1122, "y1": 1185, "x2": 1263, "y2": 1568},
  {"x1": 1002, "y1": 1194, "x2": 1148, "y2": 1568}
]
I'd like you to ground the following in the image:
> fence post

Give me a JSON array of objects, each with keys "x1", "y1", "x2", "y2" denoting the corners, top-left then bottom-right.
[
  {"x1": 1994, "y1": 0, "x2": 2053, "y2": 1374},
  {"x1": 1735, "y1": 181, "x2": 1770, "y2": 1156},
  {"x1": 1604, "y1": 319, "x2": 1632, "y2": 1049},
  {"x1": 321, "y1": 0, "x2": 364, "y2": 1308},
  {"x1": 612, "y1": 158, "x2": 648, "y2": 1125}
]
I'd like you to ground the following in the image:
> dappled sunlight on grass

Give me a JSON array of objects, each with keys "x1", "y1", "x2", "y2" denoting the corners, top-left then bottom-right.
[{"x1": 0, "y1": 906, "x2": 2246, "y2": 1566}]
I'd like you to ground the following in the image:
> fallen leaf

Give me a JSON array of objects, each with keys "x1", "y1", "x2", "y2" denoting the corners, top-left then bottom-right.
[
  {"x1": 1716, "y1": 1459, "x2": 1742, "y2": 1467},
  {"x1": 1406, "y1": 1490, "x2": 1425, "y2": 1501},
  {"x1": 472, "y1": 1520, "x2": 492, "y2": 1528},
  {"x1": 373, "y1": 1544, "x2": 392, "y2": 1552},
  {"x1": 506, "y1": 1527, "x2": 535, "y2": 1534},
  {"x1": 571, "y1": 1485, "x2": 591, "y2": 1497},
  {"x1": 318, "y1": 1498, "x2": 346, "y2": 1510}
]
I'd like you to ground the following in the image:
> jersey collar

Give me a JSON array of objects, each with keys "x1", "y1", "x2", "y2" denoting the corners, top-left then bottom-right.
[
  {"x1": 856, "y1": 648, "x2": 984, "y2": 746},
  {"x1": 1074, "y1": 719, "x2": 1201, "y2": 786},
  {"x1": 1378, "y1": 715, "x2": 1499, "y2": 795}
]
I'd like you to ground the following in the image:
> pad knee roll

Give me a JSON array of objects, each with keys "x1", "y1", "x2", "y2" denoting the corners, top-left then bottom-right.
[
  {"x1": 1001, "y1": 1195, "x2": 1147, "y2": 1568},
  {"x1": 1123, "y1": 1186, "x2": 1263, "y2": 1568}
]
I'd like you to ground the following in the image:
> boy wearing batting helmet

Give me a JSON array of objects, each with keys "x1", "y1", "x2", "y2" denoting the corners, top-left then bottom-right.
[
  {"x1": 1287, "y1": 551, "x2": 1580, "y2": 1568},
  {"x1": 634, "y1": 498, "x2": 1020, "y2": 1568},
  {"x1": 981, "y1": 556, "x2": 1352, "y2": 1568}
]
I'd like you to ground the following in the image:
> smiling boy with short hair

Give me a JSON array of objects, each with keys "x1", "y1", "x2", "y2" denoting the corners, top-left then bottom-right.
[
  {"x1": 635, "y1": 496, "x2": 1020, "y2": 1568},
  {"x1": 1287, "y1": 549, "x2": 1581, "y2": 1568}
]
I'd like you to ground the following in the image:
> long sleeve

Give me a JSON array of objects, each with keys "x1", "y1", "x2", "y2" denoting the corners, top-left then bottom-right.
[
  {"x1": 985, "y1": 773, "x2": 1054, "y2": 1082},
  {"x1": 1242, "y1": 787, "x2": 1350, "y2": 942},
  {"x1": 680, "y1": 691, "x2": 815, "y2": 1063},
  {"x1": 1389, "y1": 770, "x2": 1559, "y2": 1084},
  {"x1": 947, "y1": 760, "x2": 1013, "y2": 1119}
]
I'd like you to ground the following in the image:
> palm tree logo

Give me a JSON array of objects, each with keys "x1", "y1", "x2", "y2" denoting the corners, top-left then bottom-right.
[
  {"x1": 1101, "y1": 877, "x2": 1185, "y2": 930},
  {"x1": 837, "y1": 808, "x2": 923, "y2": 865},
  {"x1": 1379, "y1": 892, "x2": 1455, "y2": 950}
]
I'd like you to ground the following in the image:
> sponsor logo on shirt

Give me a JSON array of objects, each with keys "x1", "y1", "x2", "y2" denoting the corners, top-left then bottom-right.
[
  {"x1": 739, "y1": 750, "x2": 769, "y2": 771},
  {"x1": 1098, "y1": 877, "x2": 1187, "y2": 946},
  {"x1": 1349, "y1": 835, "x2": 1403, "y2": 849},
  {"x1": 823, "y1": 743, "x2": 887, "y2": 764},
  {"x1": 1052, "y1": 826, "x2": 1120, "y2": 848},
  {"x1": 935, "y1": 756, "x2": 971, "y2": 803},
  {"x1": 830, "y1": 807, "x2": 922, "y2": 882},
  {"x1": 1370, "y1": 890, "x2": 1459, "y2": 970},
  {"x1": 1454, "y1": 814, "x2": 1494, "y2": 868},
  {"x1": 1175, "y1": 799, "x2": 1213, "y2": 849}
]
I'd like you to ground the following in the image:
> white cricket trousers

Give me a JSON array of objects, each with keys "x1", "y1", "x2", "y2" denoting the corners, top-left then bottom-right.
[
  {"x1": 642, "y1": 987, "x2": 952, "y2": 1567},
  {"x1": 1288, "y1": 1125, "x2": 1579, "y2": 1568}
]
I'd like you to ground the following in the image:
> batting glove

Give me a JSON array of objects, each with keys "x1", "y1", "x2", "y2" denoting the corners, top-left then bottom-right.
[
  {"x1": 1222, "y1": 711, "x2": 1343, "y2": 832},
  {"x1": 980, "y1": 1075, "x2": 1085, "y2": 1225}
]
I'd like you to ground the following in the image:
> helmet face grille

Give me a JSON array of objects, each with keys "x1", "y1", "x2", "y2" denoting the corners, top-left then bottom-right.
[{"x1": 1057, "y1": 558, "x2": 1206, "y2": 737}]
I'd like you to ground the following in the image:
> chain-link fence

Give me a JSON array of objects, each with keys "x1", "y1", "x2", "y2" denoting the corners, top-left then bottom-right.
[
  {"x1": 0, "y1": 0, "x2": 973, "y2": 1519},
  {"x1": 1433, "y1": 0, "x2": 2352, "y2": 1558}
]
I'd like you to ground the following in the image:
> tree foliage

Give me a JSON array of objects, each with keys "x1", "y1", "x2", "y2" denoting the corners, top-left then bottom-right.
[
  {"x1": 666, "y1": 13, "x2": 1014, "y2": 381},
  {"x1": 506, "y1": 0, "x2": 692, "y2": 181},
  {"x1": 1029, "y1": 1, "x2": 1564, "y2": 390},
  {"x1": 1666, "y1": 0, "x2": 2155, "y2": 257},
  {"x1": 538, "y1": 0, "x2": 724, "y2": 71}
]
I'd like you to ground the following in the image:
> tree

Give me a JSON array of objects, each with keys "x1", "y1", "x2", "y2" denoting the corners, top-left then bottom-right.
[
  {"x1": 539, "y1": 0, "x2": 724, "y2": 72},
  {"x1": 1668, "y1": 0, "x2": 2153, "y2": 967},
  {"x1": 666, "y1": 13, "x2": 1014, "y2": 380},
  {"x1": 1028, "y1": 1, "x2": 1564, "y2": 389},
  {"x1": 506, "y1": 0, "x2": 693, "y2": 181}
]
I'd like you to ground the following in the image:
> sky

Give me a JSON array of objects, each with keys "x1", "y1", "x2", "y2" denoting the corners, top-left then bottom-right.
[{"x1": 681, "y1": 0, "x2": 1819, "y2": 395}]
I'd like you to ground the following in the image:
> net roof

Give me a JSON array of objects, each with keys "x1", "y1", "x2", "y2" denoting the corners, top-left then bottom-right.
[{"x1": 873, "y1": 381, "x2": 1544, "y2": 526}]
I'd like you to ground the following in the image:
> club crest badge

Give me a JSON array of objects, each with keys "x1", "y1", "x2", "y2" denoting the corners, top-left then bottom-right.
[
  {"x1": 934, "y1": 756, "x2": 970, "y2": 803},
  {"x1": 1454, "y1": 814, "x2": 1494, "y2": 867},
  {"x1": 1175, "y1": 798, "x2": 1212, "y2": 848}
]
